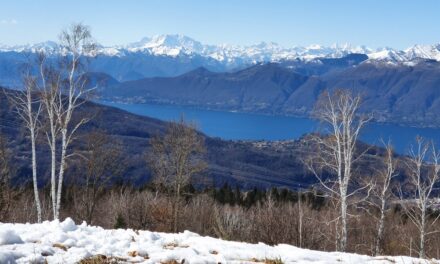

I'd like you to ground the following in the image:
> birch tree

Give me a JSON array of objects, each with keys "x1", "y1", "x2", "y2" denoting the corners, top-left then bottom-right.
[
  {"x1": 371, "y1": 141, "x2": 398, "y2": 256},
  {"x1": 400, "y1": 137, "x2": 440, "y2": 259},
  {"x1": 37, "y1": 53, "x2": 61, "y2": 219},
  {"x1": 52, "y1": 23, "x2": 96, "y2": 219},
  {"x1": 306, "y1": 89, "x2": 371, "y2": 252},
  {"x1": 7, "y1": 73, "x2": 43, "y2": 223}
]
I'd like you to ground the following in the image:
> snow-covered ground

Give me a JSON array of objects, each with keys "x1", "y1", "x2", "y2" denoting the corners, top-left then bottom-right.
[{"x1": 0, "y1": 218, "x2": 437, "y2": 264}]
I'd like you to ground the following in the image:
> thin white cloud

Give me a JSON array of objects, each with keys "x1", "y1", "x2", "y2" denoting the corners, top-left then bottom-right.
[{"x1": 0, "y1": 19, "x2": 18, "y2": 25}]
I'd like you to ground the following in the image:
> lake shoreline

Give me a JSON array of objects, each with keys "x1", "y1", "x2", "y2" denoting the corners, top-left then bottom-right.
[
  {"x1": 97, "y1": 101, "x2": 440, "y2": 155},
  {"x1": 97, "y1": 99, "x2": 440, "y2": 129}
]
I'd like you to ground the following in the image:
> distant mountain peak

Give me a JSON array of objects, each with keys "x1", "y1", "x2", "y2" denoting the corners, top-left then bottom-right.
[
  {"x1": 252, "y1": 41, "x2": 282, "y2": 50},
  {"x1": 125, "y1": 34, "x2": 204, "y2": 56}
]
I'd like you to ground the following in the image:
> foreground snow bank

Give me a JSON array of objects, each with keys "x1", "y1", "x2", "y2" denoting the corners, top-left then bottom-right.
[{"x1": 0, "y1": 218, "x2": 437, "y2": 264}]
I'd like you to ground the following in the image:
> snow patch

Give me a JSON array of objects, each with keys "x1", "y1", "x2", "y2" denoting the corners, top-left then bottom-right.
[
  {"x1": 0, "y1": 230, "x2": 23, "y2": 245},
  {"x1": 59, "y1": 217, "x2": 77, "y2": 232},
  {"x1": 0, "y1": 219, "x2": 437, "y2": 263}
]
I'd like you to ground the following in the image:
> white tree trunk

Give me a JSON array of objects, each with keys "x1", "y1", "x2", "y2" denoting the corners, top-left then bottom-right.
[
  {"x1": 55, "y1": 129, "x2": 68, "y2": 219},
  {"x1": 419, "y1": 204, "x2": 426, "y2": 259},
  {"x1": 30, "y1": 127, "x2": 42, "y2": 223},
  {"x1": 375, "y1": 198, "x2": 386, "y2": 256},
  {"x1": 11, "y1": 82, "x2": 44, "y2": 223},
  {"x1": 340, "y1": 190, "x2": 348, "y2": 252},
  {"x1": 50, "y1": 129, "x2": 57, "y2": 219}
]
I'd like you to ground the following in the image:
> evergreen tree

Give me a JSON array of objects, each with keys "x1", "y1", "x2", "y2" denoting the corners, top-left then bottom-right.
[{"x1": 114, "y1": 213, "x2": 127, "y2": 229}]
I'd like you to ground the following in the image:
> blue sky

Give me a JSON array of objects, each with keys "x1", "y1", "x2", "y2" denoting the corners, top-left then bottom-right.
[{"x1": 1, "y1": 0, "x2": 439, "y2": 49}]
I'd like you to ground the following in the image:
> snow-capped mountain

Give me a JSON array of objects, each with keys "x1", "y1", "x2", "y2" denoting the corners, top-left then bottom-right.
[
  {"x1": 120, "y1": 35, "x2": 377, "y2": 63},
  {"x1": 126, "y1": 34, "x2": 207, "y2": 56},
  {"x1": 404, "y1": 44, "x2": 440, "y2": 61},
  {"x1": 2, "y1": 34, "x2": 439, "y2": 64},
  {"x1": 366, "y1": 47, "x2": 407, "y2": 62},
  {"x1": 2, "y1": 34, "x2": 440, "y2": 87},
  {"x1": 0, "y1": 40, "x2": 59, "y2": 54}
]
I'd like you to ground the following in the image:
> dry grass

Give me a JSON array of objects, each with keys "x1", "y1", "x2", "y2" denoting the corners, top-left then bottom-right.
[
  {"x1": 163, "y1": 242, "x2": 189, "y2": 250},
  {"x1": 6, "y1": 186, "x2": 440, "y2": 259},
  {"x1": 250, "y1": 257, "x2": 284, "y2": 264},
  {"x1": 163, "y1": 242, "x2": 179, "y2": 249},
  {"x1": 127, "y1": 250, "x2": 149, "y2": 259},
  {"x1": 78, "y1": 255, "x2": 127, "y2": 264},
  {"x1": 52, "y1": 243, "x2": 68, "y2": 251},
  {"x1": 161, "y1": 260, "x2": 185, "y2": 264}
]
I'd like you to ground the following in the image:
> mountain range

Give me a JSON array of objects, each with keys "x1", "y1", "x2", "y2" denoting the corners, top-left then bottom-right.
[
  {"x1": 2, "y1": 34, "x2": 440, "y2": 64},
  {"x1": 2, "y1": 34, "x2": 440, "y2": 85}
]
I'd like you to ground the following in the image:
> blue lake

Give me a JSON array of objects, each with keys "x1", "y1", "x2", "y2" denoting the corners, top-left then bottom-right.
[{"x1": 102, "y1": 102, "x2": 440, "y2": 155}]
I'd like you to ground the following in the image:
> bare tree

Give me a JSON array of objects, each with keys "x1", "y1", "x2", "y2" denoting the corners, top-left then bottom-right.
[
  {"x1": 400, "y1": 137, "x2": 440, "y2": 259},
  {"x1": 38, "y1": 54, "x2": 62, "y2": 219},
  {"x1": 371, "y1": 141, "x2": 398, "y2": 256},
  {"x1": 7, "y1": 73, "x2": 43, "y2": 222},
  {"x1": 148, "y1": 117, "x2": 207, "y2": 232},
  {"x1": 306, "y1": 89, "x2": 371, "y2": 252},
  {"x1": 72, "y1": 131, "x2": 124, "y2": 224},
  {"x1": 48, "y1": 23, "x2": 96, "y2": 219},
  {"x1": 29, "y1": 24, "x2": 96, "y2": 220}
]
